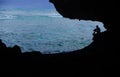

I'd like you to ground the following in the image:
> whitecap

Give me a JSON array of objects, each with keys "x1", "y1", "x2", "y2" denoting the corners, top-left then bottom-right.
[
  {"x1": 47, "y1": 15, "x2": 62, "y2": 18},
  {"x1": 0, "y1": 14, "x2": 17, "y2": 20}
]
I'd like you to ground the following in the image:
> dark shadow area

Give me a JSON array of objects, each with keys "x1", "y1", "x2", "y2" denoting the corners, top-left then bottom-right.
[{"x1": 0, "y1": 0, "x2": 119, "y2": 76}]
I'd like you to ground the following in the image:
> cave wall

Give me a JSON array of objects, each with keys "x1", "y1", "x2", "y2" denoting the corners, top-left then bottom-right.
[{"x1": 50, "y1": 0, "x2": 118, "y2": 31}]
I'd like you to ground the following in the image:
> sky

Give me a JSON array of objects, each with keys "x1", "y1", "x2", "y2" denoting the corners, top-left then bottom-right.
[{"x1": 0, "y1": 0, "x2": 54, "y2": 9}]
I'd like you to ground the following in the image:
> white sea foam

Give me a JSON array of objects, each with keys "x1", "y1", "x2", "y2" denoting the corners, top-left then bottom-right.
[
  {"x1": 0, "y1": 10, "x2": 62, "y2": 19},
  {"x1": 0, "y1": 14, "x2": 17, "y2": 19},
  {"x1": 0, "y1": 10, "x2": 106, "y2": 54}
]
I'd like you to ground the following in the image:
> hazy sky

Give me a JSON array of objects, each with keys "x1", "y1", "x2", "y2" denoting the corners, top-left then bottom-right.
[{"x1": 0, "y1": 0, "x2": 54, "y2": 9}]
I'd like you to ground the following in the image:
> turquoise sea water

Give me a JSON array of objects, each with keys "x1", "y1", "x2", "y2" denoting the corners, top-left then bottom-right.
[{"x1": 0, "y1": 9, "x2": 106, "y2": 54}]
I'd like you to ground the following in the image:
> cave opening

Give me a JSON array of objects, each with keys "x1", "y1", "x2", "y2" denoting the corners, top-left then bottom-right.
[{"x1": 0, "y1": 0, "x2": 106, "y2": 54}]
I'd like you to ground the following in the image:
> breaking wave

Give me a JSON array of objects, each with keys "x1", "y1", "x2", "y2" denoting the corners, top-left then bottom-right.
[{"x1": 0, "y1": 10, "x2": 62, "y2": 20}]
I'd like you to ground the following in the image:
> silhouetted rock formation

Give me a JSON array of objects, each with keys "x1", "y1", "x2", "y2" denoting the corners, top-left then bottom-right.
[
  {"x1": 0, "y1": 0, "x2": 119, "y2": 76},
  {"x1": 49, "y1": 0, "x2": 119, "y2": 76},
  {"x1": 50, "y1": 0, "x2": 118, "y2": 32},
  {"x1": 0, "y1": 39, "x2": 6, "y2": 51}
]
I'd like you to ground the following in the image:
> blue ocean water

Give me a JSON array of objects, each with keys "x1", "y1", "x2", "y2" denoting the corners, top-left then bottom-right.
[{"x1": 0, "y1": 9, "x2": 106, "y2": 54}]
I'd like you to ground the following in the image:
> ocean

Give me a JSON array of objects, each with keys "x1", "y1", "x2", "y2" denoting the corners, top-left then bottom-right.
[{"x1": 0, "y1": 9, "x2": 106, "y2": 54}]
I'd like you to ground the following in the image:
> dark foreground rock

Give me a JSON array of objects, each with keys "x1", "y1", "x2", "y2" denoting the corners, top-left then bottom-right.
[{"x1": 0, "y1": 30, "x2": 119, "y2": 76}]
